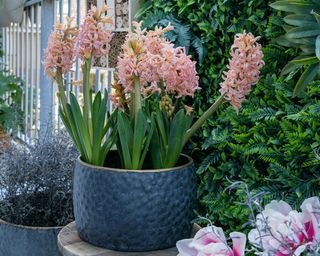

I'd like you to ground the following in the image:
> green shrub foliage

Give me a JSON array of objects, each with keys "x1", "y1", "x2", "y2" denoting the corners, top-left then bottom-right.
[{"x1": 139, "y1": 0, "x2": 320, "y2": 233}]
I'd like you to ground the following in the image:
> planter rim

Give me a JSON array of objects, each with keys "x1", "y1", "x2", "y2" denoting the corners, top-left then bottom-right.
[
  {"x1": 77, "y1": 153, "x2": 194, "y2": 173},
  {"x1": 0, "y1": 218, "x2": 63, "y2": 230}
]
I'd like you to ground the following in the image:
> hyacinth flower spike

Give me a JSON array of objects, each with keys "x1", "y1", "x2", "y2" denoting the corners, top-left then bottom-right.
[
  {"x1": 184, "y1": 32, "x2": 265, "y2": 145},
  {"x1": 112, "y1": 22, "x2": 265, "y2": 169},
  {"x1": 43, "y1": 6, "x2": 116, "y2": 166}
]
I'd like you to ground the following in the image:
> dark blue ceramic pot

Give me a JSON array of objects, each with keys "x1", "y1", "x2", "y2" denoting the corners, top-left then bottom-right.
[
  {"x1": 73, "y1": 151, "x2": 197, "y2": 252},
  {"x1": 0, "y1": 219, "x2": 62, "y2": 256}
]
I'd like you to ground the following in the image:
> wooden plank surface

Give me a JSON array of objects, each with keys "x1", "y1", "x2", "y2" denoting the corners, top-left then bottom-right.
[{"x1": 58, "y1": 222, "x2": 180, "y2": 256}]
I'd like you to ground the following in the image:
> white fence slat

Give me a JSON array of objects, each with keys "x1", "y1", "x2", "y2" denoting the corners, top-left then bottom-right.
[
  {"x1": 25, "y1": 10, "x2": 29, "y2": 142},
  {"x1": 35, "y1": 3, "x2": 41, "y2": 134},
  {"x1": 39, "y1": 0, "x2": 55, "y2": 138},
  {"x1": 29, "y1": 5, "x2": 35, "y2": 139}
]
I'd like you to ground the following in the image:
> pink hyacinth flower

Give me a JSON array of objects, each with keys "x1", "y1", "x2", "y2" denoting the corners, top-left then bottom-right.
[
  {"x1": 177, "y1": 226, "x2": 246, "y2": 256},
  {"x1": 220, "y1": 32, "x2": 264, "y2": 112},
  {"x1": 43, "y1": 18, "x2": 77, "y2": 78},
  {"x1": 114, "y1": 21, "x2": 199, "y2": 101},
  {"x1": 76, "y1": 5, "x2": 113, "y2": 61}
]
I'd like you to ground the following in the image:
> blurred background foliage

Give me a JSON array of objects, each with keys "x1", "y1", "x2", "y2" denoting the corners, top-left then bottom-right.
[{"x1": 137, "y1": 0, "x2": 320, "y2": 234}]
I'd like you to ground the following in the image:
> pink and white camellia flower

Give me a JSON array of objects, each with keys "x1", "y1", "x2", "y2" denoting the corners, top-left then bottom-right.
[
  {"x1": 249, "y1": 197, "x2": 320, "y2": 256},
  {"x1": 177, "y1": 226, "x2": 246, "y2": 256}
]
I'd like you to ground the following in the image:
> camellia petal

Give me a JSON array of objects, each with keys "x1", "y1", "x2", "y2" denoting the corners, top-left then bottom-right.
[
  {"x1": 177, "y1": 225, "x2": 246, "y2": 256},
  {"x1": 176, "y1": 239, "x2": 198, "y2": 256}
]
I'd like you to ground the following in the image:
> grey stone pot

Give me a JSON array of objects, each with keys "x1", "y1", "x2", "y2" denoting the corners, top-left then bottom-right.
[
  {"x1": 0, "y1": 219, "x2": 62, "y2": 256},
  {"x1": 73, "y1": 152, "x2": 197, "y2": 252}
]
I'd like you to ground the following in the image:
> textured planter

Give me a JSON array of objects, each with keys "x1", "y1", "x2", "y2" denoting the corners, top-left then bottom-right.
[
  {"x1": 73, "y1": 151, "x2": 197, "y2": 252},
  {"x1": 0, "y1": 219, "x2": 62, "y2": 256}
]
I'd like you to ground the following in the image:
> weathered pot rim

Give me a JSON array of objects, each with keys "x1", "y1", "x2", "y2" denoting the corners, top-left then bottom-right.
[
  {"x1": 0, "y1": 218, "x2": 63, "y2": 230},
  {"x1": 77, "y1": 153, "x2": 194, "y2": 173}
]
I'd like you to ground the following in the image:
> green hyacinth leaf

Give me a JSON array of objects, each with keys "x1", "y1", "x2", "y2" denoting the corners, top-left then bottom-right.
[
  {"x1": 165, "y1": 110, "x2": 188, "y2": 168},
  {"x1": 69, "y1": 93, "x2": 92, "y2": 162},
  {"x1": 117, "y1": 111, "x2": 133, "y2": 169},
  {"x1": 132, "y1": 110, "x2": 147, "y2": 169}
]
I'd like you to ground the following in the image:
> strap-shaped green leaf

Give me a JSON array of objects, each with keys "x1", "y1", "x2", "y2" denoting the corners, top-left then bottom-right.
[
  {"x1": 91, "y1": 91, "x2": 102, "y2": 164},
  {"x1": 165, "y1": 110, "x2": 188, "y2": 168},
  {"x1": 316, "y1": 35, "x2": 320, "y2": 60},
  {"x1": 311, "y1": 10, "x2": 320, "y2": 24},
  {"x1": 286, "y1": 25, "x2": 320, "y2": 39},
  {"x1": 150, "y1": 116, "x2": 163, "y2": 169},
  {"x1": 283, "y1": 14, "x2": 317, "y2": 27},
  {"x1": 132, "y1": 110, "x2": 147, "y2": 169},
  {"x1": 100, "y1": 128, "x2": 118, "y2": 166},
  {"x1": 281, "y1": 62, "x2": 300, "y2": 76},
  {"x1": 300, "y1": 45, "x2": 316, "y2": 54},
  {"x1": 155, "y1": 109, "x2": 168, "y2": 150},
  {"x1": 294, "y1": 63, "x2": 320, "y2": 96},
  {"x1": 140, "y1": 119, "x2": 154, "y2": 169},
  {"x1": 69, "y1": 93, "x2": 92, "y2": 162},
  {"x1": 117, "y1": 111, "x2": 133, "y2": 169},
  {"x1": 301, "y1": 37, "x2": 317, "y2": 46},
  {"x1": 270, "y1": 1, "x2": 315, "y2": 14},
  {"x1": 291, "y1": 56, "x2": 319, "y2": 65},
  {"x1": 59, "y1": 105, "x2": 85, "y2": 158},
  {"x1": 273, "y1": 35, "x2": 300, "y2": 48}
]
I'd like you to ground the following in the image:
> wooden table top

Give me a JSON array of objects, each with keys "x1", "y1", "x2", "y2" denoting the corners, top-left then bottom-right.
[{"x1": 57, "y1": 222, "x2": 180, "y2": 256}]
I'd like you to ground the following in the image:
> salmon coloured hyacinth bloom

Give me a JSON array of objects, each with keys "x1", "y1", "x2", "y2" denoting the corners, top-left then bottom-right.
[
  {"x1": 43, "y1": 17, "x2": 77, "y2": 78},
  {"x1": 77, "y1": 4, "x2": 113, "y2": 61},
  {"x1": 220, "y1": 32, "x2": 265, "y2": 112},
  {"x1": 113, "y1": 21, "x2": 199, "y2": 105}
]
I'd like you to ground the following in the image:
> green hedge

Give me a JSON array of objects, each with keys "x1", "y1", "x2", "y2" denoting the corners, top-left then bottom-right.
[{"x1": 139, "y1": 0, "x2": 320, "y2": 233}]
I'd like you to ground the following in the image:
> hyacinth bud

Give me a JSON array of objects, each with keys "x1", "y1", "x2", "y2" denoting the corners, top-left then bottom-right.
[
  {"x1": 184, "y1": 105, "x2": 193, "y2": 115},
  {"x1": 160, "y1": 95, "x2": 174, "y2": 117},
  {"x1": 129, "y1": 38, "x2": 144, "y2": 55},
  {"x1": 110, "y1": 76, "x2": 129, "y2": 110}
]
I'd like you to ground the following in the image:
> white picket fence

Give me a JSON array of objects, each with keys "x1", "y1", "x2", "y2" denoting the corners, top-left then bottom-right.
[{"x1": 1, "y1": 0, "x2": 137, "y2": 143}]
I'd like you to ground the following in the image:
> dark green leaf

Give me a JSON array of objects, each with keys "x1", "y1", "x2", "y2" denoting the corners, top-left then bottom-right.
[{"x1": 294, "y1": 63, "x2": 320, "y2": 95}]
